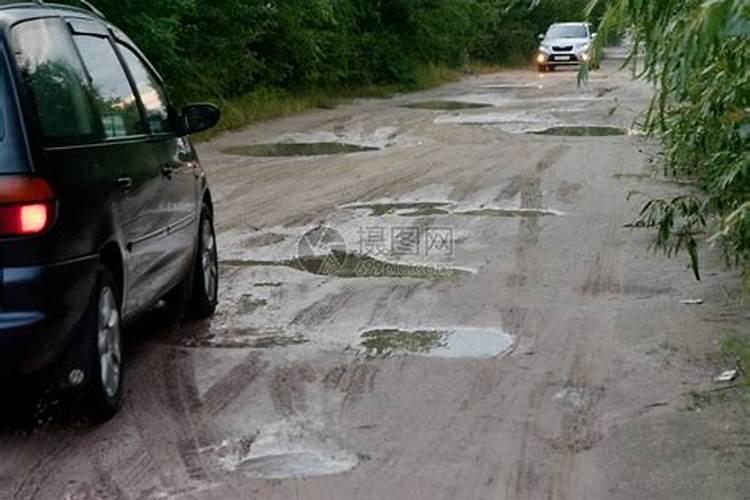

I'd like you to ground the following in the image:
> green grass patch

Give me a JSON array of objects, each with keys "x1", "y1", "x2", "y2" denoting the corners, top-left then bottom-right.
[
  {"x1": 195, "y1": 63, "x2": 476, "y2": 142},
  {"x1": 723, "y1": 337, "x2": 750, "y2": 391},
  {"x1": 744, "y1": 262, "x2": 750, "y2": 298}
]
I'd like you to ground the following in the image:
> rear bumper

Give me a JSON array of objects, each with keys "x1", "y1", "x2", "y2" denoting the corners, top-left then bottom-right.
[{"x1": 0, "y1": 255, "x2": 98, "y2": 386}]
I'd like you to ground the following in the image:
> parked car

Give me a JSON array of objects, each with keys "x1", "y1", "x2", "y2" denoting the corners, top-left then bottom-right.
[
  {"x1": 0, "y1": 2, "x2": 221, "y2": 421},
  {"x1": 536, "y1": 22, "x2": 599, "y2": 72}
]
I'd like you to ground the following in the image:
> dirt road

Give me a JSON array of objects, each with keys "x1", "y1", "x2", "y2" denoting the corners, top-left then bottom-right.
[{"x1": 2, "y1": 51, "x2": 749, "y2": 500}]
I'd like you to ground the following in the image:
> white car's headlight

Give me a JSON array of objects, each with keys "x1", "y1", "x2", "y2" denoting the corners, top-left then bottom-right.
[
  {"x1": 540, "y1": 44, "x2": 551, "y2": 52},
  {"x1": 577, "y1": 43, "x2": 591, "y2": 52}
]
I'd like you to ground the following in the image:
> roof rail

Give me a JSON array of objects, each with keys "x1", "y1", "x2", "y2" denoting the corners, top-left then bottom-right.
[
  {"x1": 76, "y1": 0, "x2": 105, "y2": 19},
  {"x1": 0, "y1": 0, "x2": 106, "y2": 19}
]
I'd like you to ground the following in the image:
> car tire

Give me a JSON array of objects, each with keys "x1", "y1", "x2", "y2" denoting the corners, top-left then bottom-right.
[
  {"x1": 190, "y1": 204, "x2": 218, "y2": 319},
  {"x1": 537, "y1": 64, "x2": 547, "y2": 73},
  {"x1": 85, "y1": 267, "x2": 124, "y2": 422}
]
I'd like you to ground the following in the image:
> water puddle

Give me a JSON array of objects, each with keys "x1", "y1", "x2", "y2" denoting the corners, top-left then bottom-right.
[
  {"x1": 359, "y1": 327, "x2": 515, "y2": 359},
  {"x1": 343, "y1": 202, "x2": 562, "y2": 218},
  {"x1": 175, "y1": 324, "x2": 308, "y2": 349},
  {"x1": 240, "y1": 296, "x2": 268, "y2": 315},
  {"x1": 403, "y1": 101, "x2": 493, "y2": 110},
  {"x1": 213, "y1": 421, "x2": 359, "y2": 479},
  {"x1": 243, "y1": 233, "x2": 287, "y2": 248},
  {"x1": 221, "y1": 142, "x2": 379, "y2": 157},
  {"x1": 221, "y1": 251, "x2": 469, "y2": 279},
  {"x1": 343, "y1": 201, "x2": 452, "y2": 217},
  {"x1": 529, "y1": 126, "x2": 629, "y2": 137},
  {"x1": 455, "y1": 208, "x2": 563, "y2": 218}
]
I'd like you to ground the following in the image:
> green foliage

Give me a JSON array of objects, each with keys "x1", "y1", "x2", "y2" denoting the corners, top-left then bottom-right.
[
  {"x1": 73, "y1": 0, "x2": 594, "y2": 102},
  {"x1": 589, "y1": 0, "x2": 749, "y2": 279}
]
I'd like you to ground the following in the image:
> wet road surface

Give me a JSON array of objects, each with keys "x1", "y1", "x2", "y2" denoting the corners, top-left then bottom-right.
[{"x1": 2, "y1": 51, "x2": 749, "y2": 499}]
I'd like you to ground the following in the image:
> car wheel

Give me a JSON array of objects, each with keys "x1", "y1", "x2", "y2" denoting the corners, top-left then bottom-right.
[
  {"x1": 191, "y1": 204, "x2": 218, "y2": 319},
  {"x1": 537, "y1": 64, "x2": 547, "y2": 73},
  {"x1": 86, "y1": 267, "x2": 123, "y2": 422}
]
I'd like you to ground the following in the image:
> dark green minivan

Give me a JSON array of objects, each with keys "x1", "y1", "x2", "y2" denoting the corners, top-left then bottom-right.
[{"x1": 0, "y1": 2, "x2": 221, "y2": 420}]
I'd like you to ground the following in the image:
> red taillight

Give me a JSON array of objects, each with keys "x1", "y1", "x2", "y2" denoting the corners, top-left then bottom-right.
[{"x1": 0, "y1": 176, "x2": 56, "y2": 237}]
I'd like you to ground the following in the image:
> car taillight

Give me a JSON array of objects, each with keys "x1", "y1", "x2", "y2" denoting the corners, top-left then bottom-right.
[{"x1": 0, "y1": 176, "x2": 56, "y2": 237}]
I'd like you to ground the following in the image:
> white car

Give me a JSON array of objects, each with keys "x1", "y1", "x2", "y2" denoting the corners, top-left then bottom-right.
[{"x1": 536, "y1": 22, "x2": 599, "y2": 72}]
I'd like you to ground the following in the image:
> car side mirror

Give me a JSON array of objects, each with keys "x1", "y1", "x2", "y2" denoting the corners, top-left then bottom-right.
[
  {"x1": 592, "y1": 32, "x2": 598, "y2": 39},
  {"x1": 537, "y1": 33, "x2": 544, "y2": 41},
  {"x1": 180, "y1": 103, "x2": 221, "y2": 135}
]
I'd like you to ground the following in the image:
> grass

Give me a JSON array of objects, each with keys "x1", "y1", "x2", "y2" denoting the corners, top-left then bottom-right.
[
  {"x1": 195, "y1": 63, "x2": 492, "y2": 142},
  {"x1": 745, "y1": 262, "x2": 750, "y2": 298},
  {"x1": 723, "y1": 337, "x2": 750, "y2": 391}
]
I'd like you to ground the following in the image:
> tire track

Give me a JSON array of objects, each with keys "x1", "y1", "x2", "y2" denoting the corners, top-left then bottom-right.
[{"x1": 202, "y1": 353, "x2": 266, "y2": 416}]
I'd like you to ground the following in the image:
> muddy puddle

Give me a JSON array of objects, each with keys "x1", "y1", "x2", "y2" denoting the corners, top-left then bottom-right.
[
  {"x1": 221, "y1": 250, "x2": 469, "y2": 279},
  {"x1": 221, "y1": 142, "x2": 379, "y2": 157},
  {"x1": 402, "y1": 101, "x2": 493, "y2": 111},
  {"x1": 456, "y1": 208, "x2": 562, "y2": 218},
  {"x1": 529, "y1": 126, "x2": 629, "y2": 137},
  {"x1": 343, "y1": 202, "x2": 562, "y2": 218},
  {"x1": 343, "y1": 202, "x2": 452, "y2": 217},
  {"x1": 173, "y1": 323, "x2": 308, "y2": 349},
  {"x1": 359, "y1": 328, "x2": 515, "y2": 359},
  {"x1": 213, "y1": 420, "x2": 359, "y2": 479}
]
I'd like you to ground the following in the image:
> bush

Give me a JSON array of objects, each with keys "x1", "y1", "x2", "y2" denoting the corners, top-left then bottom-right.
[{"x1": 591, "y1": 0, "x2": 749, "y2": 279}]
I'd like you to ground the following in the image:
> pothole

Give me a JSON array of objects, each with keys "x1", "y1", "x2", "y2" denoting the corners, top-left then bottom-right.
[
  {"x1": 359, "y1": 327, "x2": 515, "y2": 359},
  {"x1": 455, "y1": 208, "x2": 563, "y2": 218},
  {"x1": 529, "y1": 126, "x2": 629, "y2": 137},
  {"x1": 213, "y1": 421, "x2": 359, "y2": 479},
  {"x1": 221, "y1": 142, "x2": 379, "y2": 157},
  {"x1": 402, "y1": 101, "x2": 493, "y2": 110},
  {"x1": 221, "y1": 251, "x2": 470, "y2": 279},
  {"x1": 243, "y1": 233, "x2": 287, "y2": 248},
  {"x1": 240, "y1": 296, "x2": 268, "y2": 315},
  {"x1": 343, "y1": 202, "x2": 452, "y2": 217},
  {"x1": 343, "y1": 202, "x2": 563, "y2": 218},
  {"x1": 174, "y1": 325, "x2": 308, "y2": 349}
]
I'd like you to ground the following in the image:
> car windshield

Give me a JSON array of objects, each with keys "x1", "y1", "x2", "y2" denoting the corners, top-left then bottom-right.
[{"x1": 546, "y1": 25, "x2": 588, "y2": 39}]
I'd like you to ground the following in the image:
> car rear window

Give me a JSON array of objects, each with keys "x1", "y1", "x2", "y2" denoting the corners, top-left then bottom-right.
[
  {"x1": 0, "y1": 44, "x2": 27, "y2": 173},
  {"x1": 11, "y1": 18, "x2": 100, "y2": 146}
]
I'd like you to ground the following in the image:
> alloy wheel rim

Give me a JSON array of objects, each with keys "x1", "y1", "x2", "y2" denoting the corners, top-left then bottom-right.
[
  {"x1": 201, "y1": 219, "x2": 218, "y2": 300},
  {"x1": 98, "y1": 286, "x2": 122, "y2": 399}
]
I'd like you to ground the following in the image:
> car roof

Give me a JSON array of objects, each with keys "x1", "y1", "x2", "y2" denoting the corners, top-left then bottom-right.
[
  {"x1": 550, "y1": 22, "x2": 588, "y2": 27},
  {"x1": 0, "y1": 2, "x2": 104, "y2": 30}
]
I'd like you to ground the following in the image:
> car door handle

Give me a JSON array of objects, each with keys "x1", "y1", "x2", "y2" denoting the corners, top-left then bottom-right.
[{"x1": 117, "y1": 177, "x2": 133, "y2": 190}]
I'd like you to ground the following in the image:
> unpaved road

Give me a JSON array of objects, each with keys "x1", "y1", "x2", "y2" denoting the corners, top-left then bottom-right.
[{"x1": 2, "y1": 50, "x2": 750, "y2": 500}]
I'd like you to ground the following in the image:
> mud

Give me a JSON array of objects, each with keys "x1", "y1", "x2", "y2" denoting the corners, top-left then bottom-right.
[
  {"x1": 221, "y1": 142, "x2": 379, "y2": 157},
  {"x1": 360, "y1": 328, "x2": 515, "y2": 359},
  {"x1": 403, "y1": 101, "x2": 493, "y2": 110},
  {"x1": 529, "y1": 125, "x2": 629, "y2": 137},
  {"x1": 213, "y1": 420, "x2": 359, "y2": 479},
  {"x1": 4, "y1": 51, "x2": 749, "y2": 500},
  {"x1": 343, "y1": 202, "x2": 563, "y2": 218},
  {"x1": 221, "y1": 251, "x2": 470, "y2": 279}
]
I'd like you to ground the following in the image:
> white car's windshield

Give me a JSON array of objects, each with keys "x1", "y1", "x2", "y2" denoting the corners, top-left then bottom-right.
[{"x1": 546, "y1": 25, "x2": 588, "y2": 39}]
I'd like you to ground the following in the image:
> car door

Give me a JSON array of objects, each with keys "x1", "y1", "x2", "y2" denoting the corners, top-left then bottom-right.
[
  {"x1": 115, "y1": 40, "x2": 199, "y2": 290},
  {"x1": 69, "y1": 19, "x2": 170, "y2": 316}
]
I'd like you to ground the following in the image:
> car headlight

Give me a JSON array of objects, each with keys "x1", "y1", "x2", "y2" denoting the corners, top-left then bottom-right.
[
  {"x1": 539, "y1": 44, "x2": 551, "y2": 52},
  {"x1": 577, "y1": 43, "x2": 591, "y2": 52}
]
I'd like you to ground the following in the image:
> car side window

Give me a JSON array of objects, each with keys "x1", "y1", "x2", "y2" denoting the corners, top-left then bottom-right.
[
  {"x1": 117, "y1": 43, "x2": 173, "y2": 135},
  {"x1": 11, "y1": 18, "x2": 99, "y2": 146},
  {"x1": 73, "y1": 35, "x2": 145, "y2": 139}
]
